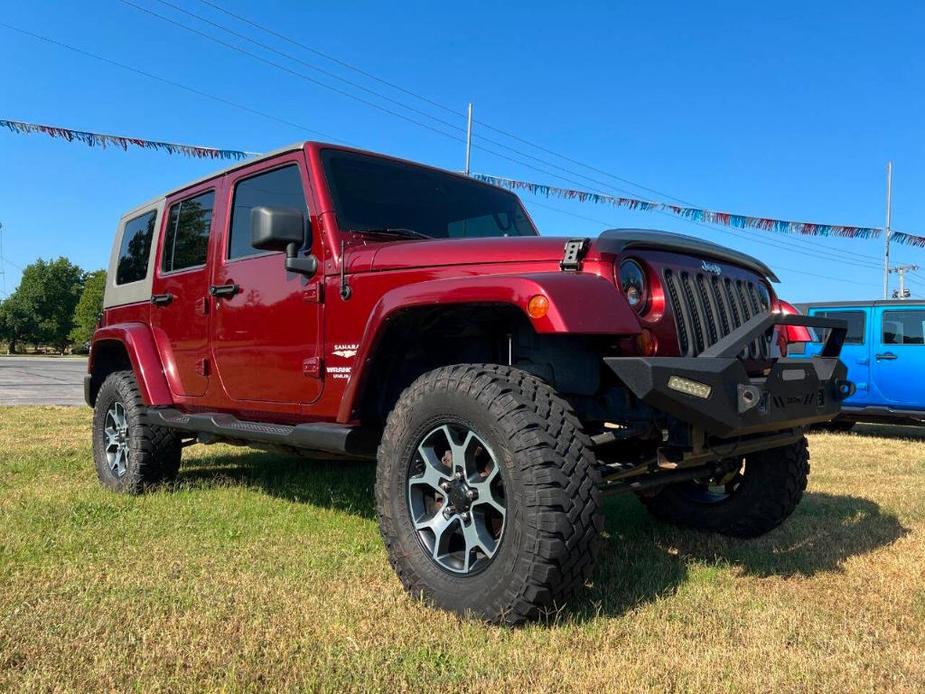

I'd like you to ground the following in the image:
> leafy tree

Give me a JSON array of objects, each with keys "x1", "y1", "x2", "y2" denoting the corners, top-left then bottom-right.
[
  {"x1": 1, "y1": 258, "x2": 85, "y2": 353},
  {"x1": 69, "y1": 270, "x2": 106, "y2": 346}
]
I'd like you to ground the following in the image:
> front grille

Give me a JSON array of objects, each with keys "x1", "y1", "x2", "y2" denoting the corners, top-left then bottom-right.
[{"x1": 663, "y1": 268, "x2": 771, "y2": 358}]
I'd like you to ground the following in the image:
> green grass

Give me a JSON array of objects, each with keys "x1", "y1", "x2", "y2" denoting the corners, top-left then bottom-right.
[{"x1": 2, "y1": 407, "x2": 924, "y2": 691}]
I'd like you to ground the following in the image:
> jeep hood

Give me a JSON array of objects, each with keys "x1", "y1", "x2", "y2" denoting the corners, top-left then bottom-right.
[
  {"x1": 362, "y1": 236, "x2": 567, "y2": 272},
  {"x1": 351, "y1": 229, "x2": 777, "y2": 282}
]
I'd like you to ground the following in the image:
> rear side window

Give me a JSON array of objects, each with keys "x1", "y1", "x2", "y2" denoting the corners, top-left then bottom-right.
[
  {"x1": 162, "y1": 191, "x2": 215, "y2": 273},
  {"x1": 228, "y1": 165, "x2": 308, "y2": 260},
  {"x1": 116, "y1": 211, "x2": 156, "y2": 285},
  {"x1": 882, "y1": 310, "x2": 925, "y2": 345},
  {"x1": 815, "y1": 310, "x2": 866, "y2": 344}
]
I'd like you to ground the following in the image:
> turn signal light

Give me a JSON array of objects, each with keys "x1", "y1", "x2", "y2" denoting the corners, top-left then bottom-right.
[
  {"x1": 635, "y1": 328, "x2": 657, "y2": 356},
  {"x1": 527, "y1": 294, "x2": 549, "y2": 319}
]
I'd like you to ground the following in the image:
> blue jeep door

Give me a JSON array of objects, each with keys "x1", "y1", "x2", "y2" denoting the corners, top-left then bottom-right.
[
  {"x1": 870, "y1": 305, "x2": 925, "y2": 410},
  {"x1": 805, "y1": 307, "x2": 872, "y2": 406}
]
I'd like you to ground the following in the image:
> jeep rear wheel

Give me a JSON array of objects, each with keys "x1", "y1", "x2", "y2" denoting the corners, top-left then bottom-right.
[
  {"x1": 92, "y1": 370, "x2": 182, "y2": 494},
  {"x1": 376, "y1": 364, "x2": 603, "y2": 624},
  {"x1": 640, "y1": 437, "x2": 809, "y2": 538}
]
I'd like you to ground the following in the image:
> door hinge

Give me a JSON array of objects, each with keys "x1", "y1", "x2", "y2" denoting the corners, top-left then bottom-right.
[
  {"x1": 303, "y1": 356, "x2": 322, "y2": 378},
  {"x1": 195, "y1": 357, "x2": 210, "y2": 377},
  {"x1": 197, "y1": 296, "x2": 210, "y2": 315},
  {"x1": 303, "y1": 283, "x2": 323, "y2": 303}
]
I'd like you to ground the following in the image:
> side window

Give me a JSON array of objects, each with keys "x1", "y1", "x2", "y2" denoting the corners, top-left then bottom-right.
[
  {"x1": 882, "y1": 310, "x2": 925, "y2": 345},
  {"x1": 116, "y1": 211, "x2": 156, "y2": 285},
  {"x1": 815, "y1": 310, "x2": 866, "y2": 344},
  {"x1": 162, "y1": 191, "x2": 215, "y2": 273},
  {"x1": 228, "y1": 165, "x2": 308, "y2": 260}
]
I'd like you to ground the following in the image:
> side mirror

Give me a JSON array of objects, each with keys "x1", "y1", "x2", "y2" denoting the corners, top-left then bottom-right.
[{"x1": 250, "y1": 206, "x2": 317, "y2": 276}]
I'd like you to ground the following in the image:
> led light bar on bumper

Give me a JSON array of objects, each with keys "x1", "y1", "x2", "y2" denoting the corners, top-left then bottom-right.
[{"x1": 605, "y1": 312, "x2": 854, "y2": 437}]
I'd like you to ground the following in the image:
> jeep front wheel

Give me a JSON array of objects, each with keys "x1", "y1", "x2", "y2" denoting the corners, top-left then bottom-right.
[
  {"x1": 92, "y1": 370, "x2": 182, "y2": 494},
  {"x1": 375, "y1": 364, "x2": 603, "y2": 624},
  {"x1": 640, "y1": 437, "x2": 810, "y2": 537}
]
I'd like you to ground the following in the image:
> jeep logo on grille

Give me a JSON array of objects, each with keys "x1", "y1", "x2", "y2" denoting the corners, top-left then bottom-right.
[{"x1": 701, "y1": 260, "x2": 722, "y2": 275}]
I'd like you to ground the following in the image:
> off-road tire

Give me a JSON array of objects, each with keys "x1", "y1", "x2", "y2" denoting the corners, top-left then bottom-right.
[
  {"x1": 92, "y1": 370, "x2": 181, "y2": 493},
  {"x1": 640, "y1": 437, "x2": 810, "y2": 538},
  {"x1": 376, "y1": 364, "x2": 603, "y2": 624}
]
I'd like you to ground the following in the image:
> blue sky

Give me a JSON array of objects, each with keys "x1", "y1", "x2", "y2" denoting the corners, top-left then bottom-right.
[{"x1": 2, "y1": 0, "x2": 925, "y2": 302}]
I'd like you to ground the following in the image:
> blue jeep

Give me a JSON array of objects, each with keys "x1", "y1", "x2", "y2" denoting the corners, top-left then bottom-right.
[{"x1": 796, "y1": 300, "x2": 925, "y2": 428}]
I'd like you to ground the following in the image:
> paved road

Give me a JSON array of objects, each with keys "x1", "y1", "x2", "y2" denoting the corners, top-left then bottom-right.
[{"x1": 0, "y1": 357, "x2": 88, "y2": 406}]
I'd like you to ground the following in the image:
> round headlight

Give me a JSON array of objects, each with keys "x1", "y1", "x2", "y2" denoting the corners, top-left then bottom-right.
[{"x1": 619, "y1": 259, "x2": 647, "y2": 311}]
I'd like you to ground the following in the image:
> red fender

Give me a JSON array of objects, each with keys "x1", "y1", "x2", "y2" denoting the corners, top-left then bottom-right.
[
  {"x1": 337, "y1": 272, "x2": 640, "y2": 422},
  {"x1": 90, "y1": 323, "x2": 172, "y2": 406}
]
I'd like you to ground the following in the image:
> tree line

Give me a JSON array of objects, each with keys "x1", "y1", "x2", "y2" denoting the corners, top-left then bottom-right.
[{"x1": 0, "y1": 258, "x2": 105, "y2": 354}]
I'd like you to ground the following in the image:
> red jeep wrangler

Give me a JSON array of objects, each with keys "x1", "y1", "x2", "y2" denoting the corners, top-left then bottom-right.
[{"x1": 86, "y1": 142, "x2": 851, "y2": 623}]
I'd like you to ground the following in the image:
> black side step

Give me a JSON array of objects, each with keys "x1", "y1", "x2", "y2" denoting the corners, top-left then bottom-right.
[{"x1": 144, "y1": 408, "x2": 378, "y2": 458}]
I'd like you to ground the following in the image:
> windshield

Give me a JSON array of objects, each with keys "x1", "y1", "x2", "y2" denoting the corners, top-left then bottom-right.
[{"x1": 321, "y1": 149, "x2": 538, "y2": 239}]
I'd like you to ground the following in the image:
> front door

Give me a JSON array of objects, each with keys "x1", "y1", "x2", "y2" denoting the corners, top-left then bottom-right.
[
  {"x1": 150, "y1": 186, "x2": 218, "y2": 398},
  {"x1": 870, "y1": 305, "x2": 925, "y2": 410},
  {"x1": 210, "y1": 155, "x2": 323, "y2": 406},
  {"x1": 807, "y1": 307, "x2": 871, "y2": 406}
]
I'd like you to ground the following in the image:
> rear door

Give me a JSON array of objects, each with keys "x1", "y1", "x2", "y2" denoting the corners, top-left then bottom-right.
[
  {"x1": 806, "y1": 307, "x2": 872, "y2": 406},
  {"x1": 150, "y1": 185, "x2": 218, "y2": 398},
  {"x1": 209, "y1": 153, "x2": 323, "y2": 406},
  {"x1": 870, "y1": 305, "x2": 925, "y2": 410}
]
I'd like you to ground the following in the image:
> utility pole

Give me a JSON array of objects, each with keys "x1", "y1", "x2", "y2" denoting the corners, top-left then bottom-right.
[
  {"x1": 464, "y1": 102, "x2": 473, "y2": 176},
  {"x1": 890, "y1": 264, "x2": 919, "y2": 299},
  {"x1": 883, "y1": 161, "x2": 893, "y2": 299},
  {"x1": 0, "y1": 221, "x2": 5, "y2": 298}
]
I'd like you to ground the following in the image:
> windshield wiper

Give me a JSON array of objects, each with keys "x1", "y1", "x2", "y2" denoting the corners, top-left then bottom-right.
[{"x1": 353, "y1": 227, "x2": 432, "y2": 240}]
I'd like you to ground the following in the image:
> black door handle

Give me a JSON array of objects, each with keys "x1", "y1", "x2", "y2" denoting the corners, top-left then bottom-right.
[
  {"x1": 209, "y1": 283, "x2": 240, "y2": 298},
  {"x1": 875, "y1": 352, "x2": 898, "y2": 361},
  {"x1": 151, "y1": 293, "x2": 173, "y2": 306}
]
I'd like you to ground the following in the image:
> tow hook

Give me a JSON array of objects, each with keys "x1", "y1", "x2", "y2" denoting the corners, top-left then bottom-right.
[{"x1": 835, "y1": 379, "x2": 856, "y2": 400}]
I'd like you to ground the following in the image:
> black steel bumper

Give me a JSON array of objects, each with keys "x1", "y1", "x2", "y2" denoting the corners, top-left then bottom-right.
[{"x1": 605, "y1": 313, "x2": 854, "y2": 438}]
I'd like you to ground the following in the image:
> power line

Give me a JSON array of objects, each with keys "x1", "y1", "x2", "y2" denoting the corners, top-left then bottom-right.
[
  {"x1": 0, "y1": 16, "x2": 889, "y2": 277},
  {"x1": 117, "y1": 0, "x2": 468, "y2": 145},
  {"x1": 149, "y1": 0, "x2": 470, "y2": 136},
  {"x1": 0, "y1": 21, "x2": 347, "y2": 144},
  {"x1": 195, "y1": 0, "x2": 464, "y2": 119},
  {"x1": 529, "y1": 199, "x2": 874, "y2": 286},
  {"x1": 124, "y1": 0, "x2": 715, "y2": 203},
  {"x1": 181, "y1": 0, "x2": 886, "y2": 269}
]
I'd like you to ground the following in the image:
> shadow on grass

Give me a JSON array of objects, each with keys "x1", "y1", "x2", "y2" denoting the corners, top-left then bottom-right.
[
  {"x1": 574, "y1": 490, "x2": 908, "y2": 620},
  {"x1": 179, "y1": 450, "x2": 377, "y2": 519},
  {"x1": 177, "y1": 449, "x2": 908, "y2": 622},
  {"x1": 844, "y1": 423, "x2": 925, "y2": 441}
]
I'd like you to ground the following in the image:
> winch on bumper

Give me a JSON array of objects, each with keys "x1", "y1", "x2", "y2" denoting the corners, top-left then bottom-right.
[{"x1": 606, "y1": 312, "x2": 854, "y2": 438}]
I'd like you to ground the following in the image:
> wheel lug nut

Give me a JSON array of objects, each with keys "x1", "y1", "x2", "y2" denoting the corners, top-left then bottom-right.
[
  {"x1": 440, "y1": 481, "x2": 450, "y2": 491},
  {"x1": 466, "y1": 489, "x2": 476, "y2": 499}
]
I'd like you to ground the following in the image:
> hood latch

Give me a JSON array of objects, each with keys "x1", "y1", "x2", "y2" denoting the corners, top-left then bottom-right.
[{"x1": 560, "y1": 237, "x2": 590, "y2": 272}]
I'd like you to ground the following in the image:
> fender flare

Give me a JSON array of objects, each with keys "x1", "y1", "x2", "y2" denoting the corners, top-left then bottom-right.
[
  {"x1": 337, "y1": 272, "x2": 640, "y2": 422},
  {"x1": 90, "y1": 323, "x2": 172, "y2": 406}
]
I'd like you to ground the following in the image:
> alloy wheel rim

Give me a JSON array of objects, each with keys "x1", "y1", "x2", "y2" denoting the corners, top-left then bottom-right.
[
  {"x1": 104, "y1": 401, "x2": 130, "y2": 478},
  {"x1": 406, "y1": 424, "x2": 506, "y2": 575}
]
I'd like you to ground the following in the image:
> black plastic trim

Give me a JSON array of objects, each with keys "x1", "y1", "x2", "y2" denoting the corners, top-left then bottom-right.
[
  {"x1": 143, "y1": 408, "x2": 379, "y2": 458},
  {"x1": 597, "y1": 229, "x2": 780, "y2": 282},
  {"x1": 605, "y1": 312, "x2": 851, "y2": 437}
]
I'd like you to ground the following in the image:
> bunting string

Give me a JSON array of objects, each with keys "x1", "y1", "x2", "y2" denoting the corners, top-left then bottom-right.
[
  {"x1": 4, "y1": 117, "x2": 925, "y2": 248},
  {"x1": 1, "y1": 118, "x2": 255, "y2": 161},
  {"x1": 473, "y1": 173, "x2": 903, "y2": 243}
]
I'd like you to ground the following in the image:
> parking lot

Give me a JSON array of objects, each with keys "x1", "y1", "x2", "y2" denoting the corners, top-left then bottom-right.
[{"x1": 0, "y1": 357, "x2": 88, "y2": 406}]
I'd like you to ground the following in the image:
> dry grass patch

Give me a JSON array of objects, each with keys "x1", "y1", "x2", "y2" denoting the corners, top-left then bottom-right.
[{"x1": 1, "y1": 407, "x2": 924, "y2": 691}]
